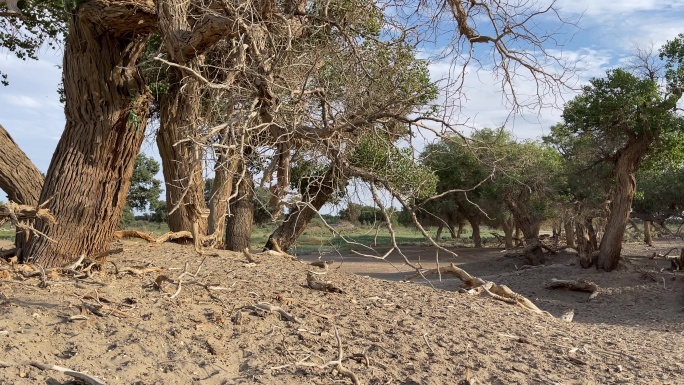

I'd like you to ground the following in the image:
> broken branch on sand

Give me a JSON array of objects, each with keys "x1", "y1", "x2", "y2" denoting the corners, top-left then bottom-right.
[
  {"x1": 306, "y1": 271, "x2": 344, "y2": 293},
  {"x1": 546, "y1": 278, "x2": 600, "y2": 301},
  {"x1": 406, "y1": 263, "x2": 552, "y2": 316},
  {"x1": 270, "y1": 325, "x2": 359, "y2": 384},
  {"x1": 30, "y1": 361, "x2": 107, "y2": 385}
]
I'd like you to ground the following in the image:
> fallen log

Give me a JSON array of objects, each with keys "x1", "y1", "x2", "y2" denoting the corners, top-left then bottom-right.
[{"x1": 546, "y1": 278, "x2": 599, "y2": 301}]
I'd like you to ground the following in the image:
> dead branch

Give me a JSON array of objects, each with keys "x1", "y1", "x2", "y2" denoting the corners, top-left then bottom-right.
[
  {"x1": 29, "y1": 361, "x2": 107, "y2": 385},
  {"x1": 407, "y1": 263, "x2": 551, "y2": 316},
  {"x1": 546, "y1": 278, "x2": 600, "y2": 301},
  {"x1": 306, "y1": 271, "x2": 344, "y2": 293},
  {"x1": 254, "y1": 302, "x2": 301, "y2": 323},
  {"x1": 0, "y1": 201, "x2": 57, "y2": 242},
  {"x1": 114, "y1": 230, "x2": 156, "y2": 242},
  {"x1": 243, "y1": 248, "x2": 258, "y2": 263},
  {"x1": 154, "y1": 231, "x2": 194, "y2": 243},
  {"x1": 271, "y1": 325, "x2": 359, "y2": 384}
]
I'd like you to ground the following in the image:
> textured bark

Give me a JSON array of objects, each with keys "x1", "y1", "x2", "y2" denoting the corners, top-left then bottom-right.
[
  {"x1": 225, "y1": 170, "x2": 254, "y2": 252},
  {"x1": 155, "y1": 0, "x2": 239, "y2": 237},
  {"x1": 0, "y1": 124, "x2": 45, "y2": 255},
  {"x1": 576, "y1": 218, "x2": 596, "y2": 268},
  {"x1": 265, "y1": 170, "x2": 338, "y2": 252},
  {"x1": 207, "y1": 153, "x2": 240, "y2": 248},
  {"x1": 597, "y1": 136, "x2": 652, "y2": 271},
  {"x1": 0, "y1": 125, "x2": 43, "y2": 205},
  {"x1": 156, "y1": 61, "x2": 208, "y2": 238},
  {"x1": 24, "y1": 4, "x2": 154, "y2": 267}
]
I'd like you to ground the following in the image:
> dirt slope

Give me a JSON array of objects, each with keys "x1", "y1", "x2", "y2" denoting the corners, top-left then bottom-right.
[{"x1": 0, "y1": 239, "x2": 683, "y2": 384}]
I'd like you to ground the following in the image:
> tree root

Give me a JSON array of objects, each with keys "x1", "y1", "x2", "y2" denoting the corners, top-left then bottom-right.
[
  {"x1": 406, "y1": 263, "x2": 552, "y2": 316},
  {"x1": 249, "y1": 302, "x2": 301, "y2": 323},
  {"x1": 546, "y1": 278, "x2": 599, "y2": 301}
]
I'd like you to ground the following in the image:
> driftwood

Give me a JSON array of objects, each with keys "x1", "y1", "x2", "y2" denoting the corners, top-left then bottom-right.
[
  {"x1": 546, "y1": 278, "x2": 600, "y2": 301},
  {"x1": 114, "y1": 230, "x2": 193, "y2": 244},
  {"x1": 306, "y1": 272, "x2": 344, "y2": 293},
  {"x1": 649, "y1": 248, "x2": 684, "y2": 271},
  {"x1": 406, "y1": 263, "x2": 551, "y2": 316}
]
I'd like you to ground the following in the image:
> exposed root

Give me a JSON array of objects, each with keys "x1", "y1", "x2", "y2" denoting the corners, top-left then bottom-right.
[
  {"x1": 243, "y1": 248, "x2": 259, "y2": 264},
  {"x1": 114, "y1": 230, "x2": 156, "y2": 242},
  {"x1": 252, "y1": 302, "x2": 301, "y2": 323}
]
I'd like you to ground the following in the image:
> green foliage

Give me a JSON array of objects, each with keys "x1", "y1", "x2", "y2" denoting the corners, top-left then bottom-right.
[
  {"x1": 127, "y1": 154, "x2": 162, "y2": 212},
  {"x1": 350, "y1": 134, "x2": 437, "y2": 200},
  {"x1": 0, "y1": 0, "x2": 67, "y2": 85},
  {"x1": 121, "y1": 204, "x2": 136, "y2": 227},
  {"x1": 339, "y1": 203, "x2": 391, "y2": 225},
  {"x1": 150, "y1": 200, "x2": 168, "y2": 223}
]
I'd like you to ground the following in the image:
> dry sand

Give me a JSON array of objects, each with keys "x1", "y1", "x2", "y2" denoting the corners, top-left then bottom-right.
[{"x1": 0, "y1": 238, "x2": 683, "y2": 384}]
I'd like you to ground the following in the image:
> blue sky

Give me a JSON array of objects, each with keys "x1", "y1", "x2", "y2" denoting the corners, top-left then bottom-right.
[{"x1": 2, "y1": 0, "x2": 684, "y2": 177}]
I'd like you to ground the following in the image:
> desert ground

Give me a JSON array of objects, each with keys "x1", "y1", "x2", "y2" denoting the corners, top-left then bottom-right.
[{"x1": 0, "y1": 237, "x2": 683, "y2": 384}]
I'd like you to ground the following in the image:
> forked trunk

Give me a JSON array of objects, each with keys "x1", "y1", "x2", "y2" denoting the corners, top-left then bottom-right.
[
  {"x1": 505, "y1": 196, "x2": 544, "y2": 265},
  {"x1": 24, "y1": 8, "x2": 154, "y2": 267},
  {"x1": 0, "y1": 124, "x2": 44, "y2": 257},
  {"x1": 157, "y1": 61, "x2": 208, "y2": 237},
  {"x1": 597, "y1": 135, "x2": 652, "y2": 271},
  {"x1": 265, "y1": 169, "x2": 338, "y2": 252},
  {"x1": 225, "y1": 170, "x2": 254, "y2": 252}
]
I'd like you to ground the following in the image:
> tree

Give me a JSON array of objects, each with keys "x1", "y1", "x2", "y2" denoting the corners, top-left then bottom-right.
[
  {"x1": 552, "y1": 56, "x2": 684, "y2": 270},
  {"x1": 0, "y1": 0, "x2": 574, "y2": 267},
  {"x1": 127, "y1": 154, "x2": 162, "y2": 213},
  {"x1": 0, "y1": 0, "x2": 66, "y2": 85}
]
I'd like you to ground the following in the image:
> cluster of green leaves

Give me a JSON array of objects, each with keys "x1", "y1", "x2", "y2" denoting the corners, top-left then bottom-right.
[
  {"x1": 1, "y1": 0, "x2": 67, "y2": 85},
  {"x1": 350, "y1": 134, "x2": 437, "y2": 200},
  {"x1": 127, "y1": 154, "x2": 162, "y2": 212},
  {"x1": 421, "y1": 128, "x2": 562, "y2": 228}
]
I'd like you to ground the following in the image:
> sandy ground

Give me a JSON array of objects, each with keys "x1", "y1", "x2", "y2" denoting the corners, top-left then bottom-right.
[{"x1": 0, "y1": 237, "x2": 683, "y2": 384}]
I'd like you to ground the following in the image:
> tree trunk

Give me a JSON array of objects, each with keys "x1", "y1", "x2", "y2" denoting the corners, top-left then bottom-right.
[
  {"x1": 448, "y1": 224, "x2": 457, "y2": 239},
  {"x1": 24, "y1": 5, "x2": 155, "y2": 267},
  {"x1": 505, "y1": 196, "x2": 544, "y2": 264},
  {"x1": 207, "y1": 148, "x2": 241, "y2": 248},
  {"x1": 576, "y1": 218, "x2": 596, "y2": 268},
  {"x1": 0, "y1": 124, "x2": 45, "y2": 257},
  {"x1": 501, "y1": 218, "x2": 515, "y2": 249},
  {"x1": 435, "y1": 225, "x2": 443, "y2": 241},
  {"x1": 597, "y1": 136, "x2": 652, "y2": 271},
  {"x1": 563, "y1": 217, "x2": 575, "y2": 248},
  {"x1": 467, "y1": 216, "x2": 482, "y2": 248},
  {"x1": 456, "y1": 220, "x2": 464, "y2": 238},
  {"x1": 157, "y1": 62, "x2": 209, "y2": 238},
  {"x1": 644, "y1": 220, "x2": 653, "y2": 246},
  {"x1": 265, "y1": 169, "x2": 338, "y2": 252},
  {"x1": 0, "y1": 125, "x2": 43, "y2": 205},
  {"x1": 225, "y1": 169, "x2": 254, "y2": 252}
]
